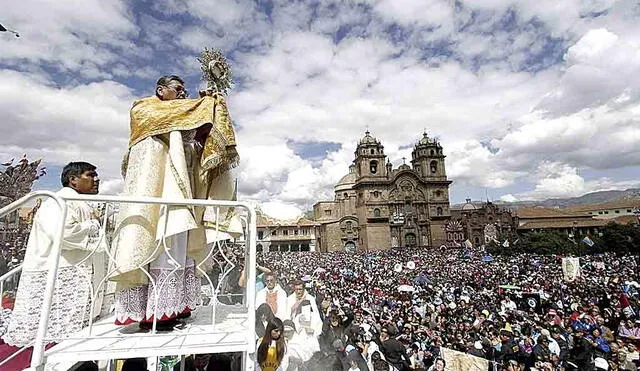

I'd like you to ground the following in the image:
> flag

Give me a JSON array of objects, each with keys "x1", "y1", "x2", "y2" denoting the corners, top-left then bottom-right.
[
  {"x1": 620, "y1": 292, "x2": 636, "y2": 318},
  {"x1": 582, "y1": 236, "x2": 595, "y2": 247},
  {"x1": 1, "y1": 158, "x2": 14, "y2": 166},
  {"x1": 502, "y1": 240, "x2": 509, "y2": 248}
]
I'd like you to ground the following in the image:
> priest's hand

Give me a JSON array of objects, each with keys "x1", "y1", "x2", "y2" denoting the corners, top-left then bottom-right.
[{"x1": 199, "y1": 89, "x2": 215, "y2": 97}]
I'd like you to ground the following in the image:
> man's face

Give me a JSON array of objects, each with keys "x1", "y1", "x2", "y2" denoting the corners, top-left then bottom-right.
[
  {"x1": 294, "y1": 284, "x2": 305, "y2": 299},
  {"x1": 70, "y1": 170, "x2": 99, "y2": 194},
  {"x1": 157, "y1": 80, "x2": 187, "y2": 100},
  {"x1": 265, "y1": 275, "x2": 276, "y2": 290}
]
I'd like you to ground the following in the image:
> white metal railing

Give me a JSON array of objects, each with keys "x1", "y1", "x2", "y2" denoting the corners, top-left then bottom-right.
[{"x1": 0, "y1": 192, "x2": 257, "y2": 370}]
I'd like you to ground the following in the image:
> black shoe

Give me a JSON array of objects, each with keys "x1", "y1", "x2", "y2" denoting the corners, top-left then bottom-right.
[
  {"x1": 176, "y1": 311, "x2": 191, "y2": 320},
  {"x1": 156, "y1": 318, "x2": 178, "y2": 332}
]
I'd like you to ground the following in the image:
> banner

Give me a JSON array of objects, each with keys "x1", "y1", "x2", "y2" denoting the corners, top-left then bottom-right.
[
  {"x1": 562, "y1": 257, "x2": 581, "y2": 281},
  {"x1": 440, "y1": 347, "x2": 490, "y2": 371}
]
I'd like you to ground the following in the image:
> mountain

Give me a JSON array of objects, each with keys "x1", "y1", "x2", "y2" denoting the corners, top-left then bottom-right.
[
  {"x1": 504, "y1": 188, "x2": 640, "y2": 208},
  {"x1": 467, "y1": 188, "x2": 640, "y2": 209}
]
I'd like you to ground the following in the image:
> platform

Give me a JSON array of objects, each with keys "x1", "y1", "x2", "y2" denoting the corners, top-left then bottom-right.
[{"x1": 44, "y1": 304, "x2": 252, "y2": 364}]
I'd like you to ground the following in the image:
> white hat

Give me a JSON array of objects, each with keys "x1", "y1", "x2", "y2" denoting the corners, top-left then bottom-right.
[
  {"x1": 474, "y1": 341, "x2": 483, "y2": 350},
  {"x1": 594, "y1": 357, "x2": 609, "y2": 370}
]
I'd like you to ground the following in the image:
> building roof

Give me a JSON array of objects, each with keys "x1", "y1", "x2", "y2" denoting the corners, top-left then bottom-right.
[
  {"x1": 565, "y1": 199, "x2": 640, "y2": 213},
  {"x1": 518, "y1": 218, "x2": 611, "y2": 230},
  {"x1": 515, "y1": 207, "x2": 590, "y2": 219}
]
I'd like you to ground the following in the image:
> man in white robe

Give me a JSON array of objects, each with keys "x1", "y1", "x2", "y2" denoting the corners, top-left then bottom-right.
[
  {"x1": 1, "y1": 162, "x2": 106, "y2": 363},
  {"x1": 255, "y1": 272, "x2": 287, "y2": 320},
  {"x1": 285, "y1": 280, "x2": 323, "y2": 363},
  {"x1": 111, "y1": 75, "x2": 240, "y2": 329}
]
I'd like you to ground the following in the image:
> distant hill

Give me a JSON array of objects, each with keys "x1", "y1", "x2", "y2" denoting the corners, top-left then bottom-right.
[
  {"x1": 453, "y1": 188, "x2": 640, "y2": 209},
  {"x1": 495, "y1": 188, "x2": 640, "y2": 209}
]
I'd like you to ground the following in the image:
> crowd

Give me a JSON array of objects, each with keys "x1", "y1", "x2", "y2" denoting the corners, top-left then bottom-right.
[{"x1": 252, "y1": 248, "x2": 640, "y2": 371}]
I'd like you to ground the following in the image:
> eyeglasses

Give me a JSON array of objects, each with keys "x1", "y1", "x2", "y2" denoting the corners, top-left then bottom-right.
[{"x1": 164, "y1": 84, "x2": 189, "y2": 98}]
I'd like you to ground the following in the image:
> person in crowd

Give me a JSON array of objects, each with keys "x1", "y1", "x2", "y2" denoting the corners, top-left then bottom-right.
[
  {"x1": 256, "y1": 272, "x2": 288, "y2": 320},
  {"x1": 257, "y1": 318, "x2": 287, "y2": 371},
  {"x1": 253, "y1": 248, "x2": 639, "y2": 371},
  {"x1": 380, "y1": 325, "x2": 411, "y2": 371}
]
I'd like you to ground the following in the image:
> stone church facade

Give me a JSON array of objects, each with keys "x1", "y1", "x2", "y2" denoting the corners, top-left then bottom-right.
[{"x1": 313, "y1": 131, "x2": 452, "y2": 252}]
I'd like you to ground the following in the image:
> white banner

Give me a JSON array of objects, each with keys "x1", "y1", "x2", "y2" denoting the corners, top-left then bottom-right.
[
  {"x1": 562, "y1": 257, "x2": 581, "y2": 281},
  {"x1": 440, "y1": 347, "x2": 489, "y2": 371}
]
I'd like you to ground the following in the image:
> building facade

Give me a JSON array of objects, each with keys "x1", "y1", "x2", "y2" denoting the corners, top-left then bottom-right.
[
  {"x1": 448, "y1": 200, "x2": 519, "y2": 247},
  {"x1": 313, "y1": 131, "x2": 452, "y2": 252},
  {"x1": 257, "y1": 213, "x2": 318, "y2": 252}
]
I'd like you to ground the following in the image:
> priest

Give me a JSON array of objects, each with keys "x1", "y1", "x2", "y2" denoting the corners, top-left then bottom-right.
[
  {"x1": 1, "y1": 162, "x2": 106, "y2": 369},
  {"x1": 110, "y1": 75, "x2": 240, "y2": 330}
]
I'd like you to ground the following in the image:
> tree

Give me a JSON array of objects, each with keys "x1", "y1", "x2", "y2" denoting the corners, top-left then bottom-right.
[{"x1": 597, "y1": 222, "x2": 640, "y2": 254}]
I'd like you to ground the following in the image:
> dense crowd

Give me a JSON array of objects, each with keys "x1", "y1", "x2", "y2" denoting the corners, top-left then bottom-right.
[{"x1": 253, "y1": 249, "x2": 640, "y2": 371}]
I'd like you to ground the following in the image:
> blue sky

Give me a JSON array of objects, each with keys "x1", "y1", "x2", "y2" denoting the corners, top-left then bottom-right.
[{"x1": 2, "y1": 0, "x2": 640, "y2": 218}]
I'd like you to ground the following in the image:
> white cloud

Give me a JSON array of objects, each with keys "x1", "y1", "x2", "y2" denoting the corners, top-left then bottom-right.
[
  {"x1": 512, "y1": 162, "x2": 640, "y2": 200},
  {"x1": 260, "y1": 201, "x2": 304, "y2": 221},
  {"x1": 0, "y1": 0, "x2": 137, "y2": 77},
  {"x1": 0, "y1": 70, "x2": 133, "y2": 189},
  {"x1": 500, "y1": 194, "x2": 519, "y2": 203},
  {"x1": 2, "y1": 0, "x2": 640, "y2": 212}
]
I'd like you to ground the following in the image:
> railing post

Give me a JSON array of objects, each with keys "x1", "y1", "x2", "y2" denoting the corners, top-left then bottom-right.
[{"x1": 30, "y1": 195, "x2": 67, "y2": 369}]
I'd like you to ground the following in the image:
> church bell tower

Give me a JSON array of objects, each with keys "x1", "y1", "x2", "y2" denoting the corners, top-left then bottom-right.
[{"x1": 354, "y1": 131, "x2": 387, "y2": 180}]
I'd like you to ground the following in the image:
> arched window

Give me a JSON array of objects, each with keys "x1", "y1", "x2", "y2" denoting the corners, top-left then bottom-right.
[
  {"x1": 344, "y1": 192, "x2": 348, "y2": 199},
  {"x1": 430, "y1": 160, "x2": 438, "y2": 174},
  {"x1": 430, "y1": 149, "x2": 434, "y2": 155},
  {"x1": 373, "y1": 208, "x2": 381, "y2": 217},
  {"x1": 370, "y1": 160, "x2": 378, "y2": 174},
  {"x1": 370, "y1": 148, "x2": 375, "y2": 154},
  {"x1": 435, "y1": 190, "x2": 442, "y2": 198},
  {"x1": 437, "y1": 207, "x2": 443, "y2": 216},
  {"x1": 345, "y1": 221, "x2": 353, "y2": 231}
]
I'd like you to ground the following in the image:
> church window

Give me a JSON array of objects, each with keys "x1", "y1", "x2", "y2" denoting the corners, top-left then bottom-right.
[
  {"x1": 430, "y1": 150, "x2": 434, "y2": 155},
  {"x1": 294, "y1": 229, "x2": 299, "y2": 235},
  {"x1": 474, "y1": 237, "x2": 480, "y2": 245},
  {"x1": 325, "y1": 210, "x2": 332, "y2": 216},
  {"x1": 258, "y1": 231, "x2": 264, "y2": 240},
  {"x1": 437, "y1": 207, "x2": 443, "y2": 216},
  {"x1": 370, "y1": 160, "x2": 378, "y2": 174},
  {"x1": 346, "y1": 221, "x2": 353, "y2": 230},
  {"x1": 283, "y1": 230, "x2": 288, "y2": 235},
  {"x1": 370, "y1": 148, "x2": 375, "y2": 154},
  {"x1": 373, "y1": 208, "x2": 381, "y2": 217},
  {"x1": 344, "y1": 192, "x2": 348, "y2": 199},
  {"x1": 373, "y1": 191, "x2": 379, "y2": 198},
  {"x1": 271, "y1": 230, "x2": 277, "y2": 236},
  {"x1": 447, "y1": 232, "x2": 452, "y2": 240},
  {"x1": 430, "y1": 160, "x2": 438, "y2": 174},
  {"x1": 435, "y1": 190, "x2": 442, "y2": 197}
]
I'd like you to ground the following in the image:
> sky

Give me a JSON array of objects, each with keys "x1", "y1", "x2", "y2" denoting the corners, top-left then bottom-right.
[{"x1": 1, "y1": 0, "x2": 639, "y2": 219}]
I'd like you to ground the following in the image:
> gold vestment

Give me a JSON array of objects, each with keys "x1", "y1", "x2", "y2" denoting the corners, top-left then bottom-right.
[{"x1": 110, "y1": 94, "x2": 240, "y2": 288}]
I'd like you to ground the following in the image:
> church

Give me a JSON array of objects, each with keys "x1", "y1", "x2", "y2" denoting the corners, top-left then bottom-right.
[{"x1": 313, "y1": 131, "x2": 452, "y2": 251}]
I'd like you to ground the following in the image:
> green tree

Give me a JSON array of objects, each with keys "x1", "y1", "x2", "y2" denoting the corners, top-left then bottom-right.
[{"x1": 598, "y1": 222, "x2": 640, "y2": 254}]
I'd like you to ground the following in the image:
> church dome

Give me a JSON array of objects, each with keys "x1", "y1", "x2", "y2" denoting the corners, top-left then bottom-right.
[
  {"x1": 336, "y1": 172, "x2": 356, "y2": 186},
  {"x1": 359, "y1": 130, "x2": 378, "y2": 145},
  {"x1": 417, "y1": 132, "x2": 433, "y2": 146},
  {"x1": 461, "y1": 201, "x2": 477, "y2": 211}
]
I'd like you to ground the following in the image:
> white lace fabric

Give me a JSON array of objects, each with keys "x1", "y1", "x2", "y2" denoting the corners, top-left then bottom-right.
[
  {"x1": 115, "y1": 264, "x2": 200, "y2": 323},
  {"x1": 2, "y1": 265, "x2": 93, "y2": 347}
]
